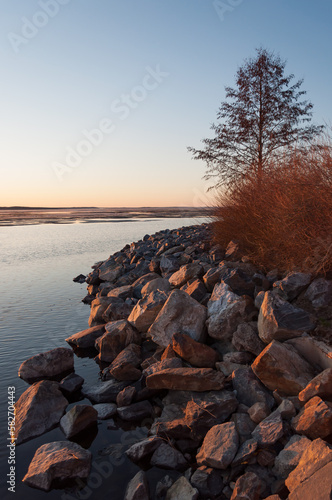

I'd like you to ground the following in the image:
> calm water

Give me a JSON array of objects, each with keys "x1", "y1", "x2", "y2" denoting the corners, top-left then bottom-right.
[{"x1": 0, "y1": 218, "x2": 204, "y2": 499}]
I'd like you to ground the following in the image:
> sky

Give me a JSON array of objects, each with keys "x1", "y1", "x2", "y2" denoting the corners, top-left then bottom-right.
[{"x1": 0, "y1": 0, "x2": 331, "y2": 207}]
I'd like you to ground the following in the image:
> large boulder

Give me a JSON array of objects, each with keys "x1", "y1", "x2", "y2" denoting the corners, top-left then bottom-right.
[
  {"x1": 286, "y1": 336, "x2": 332, "y2": 371},
  {"x1": 14, "y1": 381, "x2": 68, "y2": 445},
  {"x1": 169, "y1": 263, "x2": 203, "y2": 288},
  {"x1": 171, "y1": 332, "x2": 219, "y2": 368},
  {"x1": 288, "y1": 462, "x2": 332, "y2": 500},
  {"x1": 291, "y1": 396, "x2": 332, "y2": 439},
  {"x1": 232, "y1": 322, "x2": 265, "y2": 356},
  {"x1": 206, "y1": 282, "x2": 247, "y2": 342},
  {"x1": 18, "y1": 347, "x2": 74, "y2": 382},
  {"x1": 273, "y1": 272, "x2": 311, "y2": 301},
  {"x1": 146, "y1": 367, "x2": 225, "y2": 392},
  {"x1": 98, "y1": 261, "x2": 123, "y2": 282},
  {"x1": 141, "y1": 277, "x2": 171, "y2": 297},
  {"x1": 148, "y1": 289, "x2": 207, "y2": 347},
  {"x1": 258, "y1": 291, "x2": 315, "y2": 344},
  {"x1": 128, "y1": 290, "x2": 168, "y2": 332},
  {"x1": 95, "y1": 320, "x2": 141, "y2": 363},
  {"x1": 22, "y1": 441, "x2": 92, "y2": 491},
  {"x1": 88, "y1": 296, "x2": 119, "y2": 326},
  {"x1": 82, "y1": 379, "x2": 130, "y2": 403},
  {"x1": 65, "y1": 324, "x2": 106, "y2": 348},
  {"x1": 103, "y1": 344, "x2": 142, "y2": 381},
  {"x1": 251, "y1": 340, "x2": 315, "y2": 396},
  {"x1": 304, "y1": 277, "x2": 332, "y2": 308},
  {"x1": 196, "y1": 422, "x2": 239, "y2": 469},
  {"x1": 273, "y1": 435, "x2": 311, "y2": 479},
  {"x1": 165, "y1": 476, "x2": 199, "y2": 500},
  {"x1": 60, "y1": 404, "x2": 98, "y2": 438}
]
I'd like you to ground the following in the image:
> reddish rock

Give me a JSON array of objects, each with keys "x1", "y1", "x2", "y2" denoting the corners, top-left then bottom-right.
[
  {"x1": 251, "y1": 340, "x2": 315, "y2": 396},
  {"x1": 128, "y1": 290, "x2": 168, "y2": 332},
  {"x1": 230, "y1": 472, "x2": 264, "y2": 500},
  {"x1": 181, "y1": 279, "x2": 207, "y2": 303},
  {"x1": 116, "y1": 386, "x2": 136, "y2": 407},
  {"x1": 95, "y1": 320, "x2": 141, "y2": 363},
  {"x1": 273, "y1": 435, "x2": 311, "y2": 479},
  {"x1": 196, "y1": 422, "x2": 239, "y2": 469},
  {"x1": 88, "y1": 296, "x2": 117, "y2": 326},
  {"x1": 288, "y1": 461, "x2": 332, "y2": 500},
  {"x1": 18, "y1": 347, "x2": 74, "y2": 382},
  {"x1": 252, "y1": 412, "x2": 284, "y2": 447},
  {"x1": 103, "y1": 344, "x2": 142, "y2": 381},
  {"x1": 146, "y1": 367, "x2": 225, "y2": 392},
  {"x1": 143, "y1": 357, "x2": 183, "y2": 377},
  {"x1": 161, "y1": 344, "x2": 178, "y2": 360},
  {"x1": 299, "y1": 368, "x2": 332, "y2": 403},
  {"x1": 292, "y1": 396, "x2": 332, "y2": 439},
  {"x1": 60, "y1": 404, "x2": 98, "y2": 438},
  {"x1": 171, "y1": 332, "x2": 219, "y2": 368},
  {"x1": 65, "y1": 324, "x2": 106, "y2": 348},
  {"x1": 203, "y1": 267, "x2": 224, "y2": 292},
  {"x1": 169, "y1": 263, "x2": 203, "y2": 288}
]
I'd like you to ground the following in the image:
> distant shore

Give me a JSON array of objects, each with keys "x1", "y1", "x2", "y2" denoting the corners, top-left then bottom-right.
[{"x1": 0, "y1": 207, "x2": 213, "y2": 227}]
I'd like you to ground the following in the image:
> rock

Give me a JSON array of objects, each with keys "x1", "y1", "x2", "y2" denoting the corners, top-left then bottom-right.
[
  {"x1": 103, "y1": 344, "x2": 141, "y2": 381},
  {"x1": 248, "y1": 402, "x2": 271, "y2": 424},
  {"x1": 93, "y1": 403, "x2": 117, "y2": 419},
  {"x1": 108, "y1": 284, "x2": 133, "y2": 300},
  {"x1": 255, "y1": 290, "x2": 266, "y2": 309},
  {"x1": 273, "y1": 435, "x2": 311, "y2": 479},
  {"x1": 251, "y1": 412, "x2": 284, "y2": 447},
  {"x1": 148, "y1": 290, "x2": 207, "y2": 347},
  {"x1": 143, "y1": 357, "x2": 183, "y2": 377},
  {"x1": 59, "y1": 373, "x2": 84, "y2": 394},
  {"x1": 146, "y1": 367, "x2": 225, "y2": 392},
  {"x1": 304, "y1": 277, "x2": 332, "y2": 308},
  {"x1": 232, "y1": 367, "x2": 275, "y2": 409},
  {"x1": 203, "y1": 267, "x2": 224, "y2": 292},
  {"x1": 232, "y1": 322, "x2": 265, "y2": 356},
  {"x1": 285, "y1": 438, "x2": 332, "y2": 493},
  {"x1": 98, "y1": 261, "x2": 123, "y2": 282},
  {"x1": 128, "y1": 290, "x2": 168, "y2": 332},
  {"x1": 116, "y1": 386, "x2": 136, "y2": 407},
  {"x1": 160, "y1": 255, "x2": 180, "y2": 275},
  {"x1": 230, "y1": 472, "x2": 264, "y2": 500},
  {"x1": 60, "y1": 404, "x2": 98, "y2": 438},
  {"x1": 65, "y1": 324, "x2": 106, "y2": 348},
  {"x1": 102, "y1": 300, "x2": 134, "y2": 322},
  {"x1": 117, "y1": 401, "x2": 153, "y2": 421},
  {"x1": 82, "y1": 379, "x2": 130, "y2": 403},
  {"x1": 73, "y1": 273, "x2": 86, "y2": 283},
  {"x1": 22, "y1": 441, "x2": 91, "y2": 491},
  {"x1": 141, "y1": 277, "x2": 171, "y2": 297},
  {"x1": 222, "y1": 268, "x2": 255, "y2": 297},
  {"x1": 161, "y1": 345, "x2": 178, "y2": 360},
  {"x1": 169, "y1": 263, "x2": 203, "y2": 288},
  {"x1": 232, "y1": 439, "x2": 258, "y2": 466},
  {"x1": 126, "y1": 436, "x2": 163, "y2": 463},
  {"x1": 299, "y1": 368, "x2": 332, "y2": 403},
  {"x1": 206, "y1": 282, "x2": 247, "y2": 342},
  {"x1": 224, "y1": 351, "x2": 253, "y2": 364},
  {"x1": 288, "y1": 461, "x2": 332, "y2": 500},
  {"x1": 165, "y1": 476, "x2": 199, "y2": 500},
  {"x1": 124, "y1": 471, "x2": 150, "y2": 500},
  {"x1": 181, "y1": 279, "x2": 208, "y2": 303},
  {"x1": 231, "y1": 412, "x2": 256, "y2": 443},
  {"x1": 216, "y1": 360, "x2": 247, "y2": 377},
  {"x1": 88, "y1": 296, "x2": 117, "y2": 326},
  {"x1": 258, "y1": 291, "x2": 315, "y2": 344},
  {"x1": 273, "y1": 272, "x2": 311, "y2": 301},
  {"x1": 155, "y1": 476, "x2": 174, "y2": 499},
  {"x1": 14, "y1": 380, "x2": 68, "y2": 445},
  {"x1": 190, "y1": 466, "x2": 224, "y2": 498},
  {"x1": 150, "y1": 443, "x2": 187, "y2": 470},
  {"x1": 18, "y1": 347, "x2": 74, "y2": 382},
  {"x1": 171, "y1": 332, "x2": 219, "y2": 368},
  {"x1": 196, "y1": 422, "x2": 239, "y2": 469},
  {"x1": 291, "y1": 396, "x2": 332, "y2": 439},
  {"x1": 286, "y1": 336, "x2": 332, "y2": 371},
  {"x1": 251, "y1": 340, "x2": 315, "y2": 396},
  {"x1": 95, "y1": 320, "x2": 141, "y2": 363},
  {"x1": 224, "y1": 240, "x2": 241, "y2": 260}
]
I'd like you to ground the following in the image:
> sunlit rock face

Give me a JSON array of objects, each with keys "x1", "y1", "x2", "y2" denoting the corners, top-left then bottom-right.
[{"x1": 18, "y1": 347, "x2": 74, "y2": 382}]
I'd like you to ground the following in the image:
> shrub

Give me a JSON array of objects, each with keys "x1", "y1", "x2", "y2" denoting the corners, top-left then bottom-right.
[{"x1": 212, "y1": 140, "x2": 332, "y2": 275}]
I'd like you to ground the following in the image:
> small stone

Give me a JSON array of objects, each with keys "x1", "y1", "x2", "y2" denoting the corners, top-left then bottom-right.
[
  {"x1": 248, "y1": 402, "x2": 271, "y2": 424},
  {"x1": 230, "y1": 472, "x2": 264, "y2": 500},
  {"x1": 59, "y1": 373, "x2": 84, "y2": 394},
  {"x1": 251, "y1": 412, "x2": 284, "y2": 447},
  {"x1": 93, "y1": 403, "x2": 117, "y2": 420}
]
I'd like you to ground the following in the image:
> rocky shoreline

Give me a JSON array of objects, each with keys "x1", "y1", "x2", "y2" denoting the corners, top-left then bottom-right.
[{"x1": 14, "y1": 222, "x2": 332, "y2": 499}]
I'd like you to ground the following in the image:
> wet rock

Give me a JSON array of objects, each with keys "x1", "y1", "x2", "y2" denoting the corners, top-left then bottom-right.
[
  {"x1": 190, "y1": 466, "x2": 224, "y2": 498},
  {"x1": 171, "y1": 332, "x2": 219, "y2": 368},
  {"x1": 251, "y1": 411, "x2": 284, "y2": 447},
  {"x1": 95, "y1": 320, "x2": 141, "y2": 363},
  {"x1": 299, "y1": 368, "x2": 332, "y2": 403},
  {"x1": 230, "y1": 472, "x2": 264, "y2": 500},
  {"x1": 82, "y1": 379, "x2": 130, "y2": 403},
  {"x1": 304, "y1": 277, "x2": 332, "y2": 308},
  {"x1": 146, "y1": 367, "x2": 225, "y2": 392},
  {"x1": 124, "y1": 471, "x2": 150, "y2": 500},
  {"x1": 169, "y1": 263, "x2": 203, "y2": 288},
  {"x1": 103, "y1": 344, "x2": 141, "y2": 381},
  {"x1": 150, "y1": 443, "x2": 187, "y2": 470},
  {"x1": 148, "y1": 290, "x2": 207, "y2": 347},
  {"x1": 73, "y1": 273, "x2": 86, "y2": 283},
  {"x1": 206, "y1": 282, "x2": 247, "y2": 342},
  {"x1": 165, "y1": 476, "x2": 199, "y2": 500},
  {"x1": 292, "y1": 396, "x2": 332, "y2": 439},
  {"x1": 251, "y1": 340, "x2": 315, "y2": 396},
  {"x1": 117, "y1": 401, "x2": 153, "y2": 421},
  {"x1": 22, "y1": 441, "x2": 91, "y2": 491},
  {"x1": 141, "y1": 277, "x2": 171, "y2": 297},
  {"x1": 60, "y1": 404, "x2": 97, "y2": 438},
  {"x1": 128, "y1": 290, "x2": 168, "y2": 332},
  {"x1": 196, "y1": 422, "x2": 239, "y2": 469},
  {"x1": 93, "y1": 403, "x2": 117, "y2": 420},
  {"x1": 59, "y1": 373, "x2": 84, "y2": 394},
  {"x1": 18, "y1": 347, "x2": 74, "y2": 382},
  {"x1": 273, "y1": 435, "x2": 311, "y2": 479},
  {"x1": 126, "y1": 436, "x2": 163, "y2": 463},
  {"x1": 273, "y1": 272, "x2": 311, "y2": 301},
  {"x1": 258, "y1": 291, "x2": 315, "y2": 344},
  {"x1": 232, "y1": 322, "x2": 265, "y2": 356},
  {"x1": 231, "y1": 367, "x2": 275, "y2": 409},
  {"x1": 116, "y1": 386, "x2": 136, "y2": 407},
  {"x1": 14, "y1": 380, "x2": 68, "y2": 445},
  {"x1": 65, "y1": 324, "x2": 106, "y2": 348},
  {"x1": 248, "y1": 402, "x2": 271, "y2": 424}
]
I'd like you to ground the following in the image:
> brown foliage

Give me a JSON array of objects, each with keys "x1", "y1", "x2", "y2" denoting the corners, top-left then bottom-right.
[{"x1": 212, "y1": 140, "x2": 332, "y2": 275}]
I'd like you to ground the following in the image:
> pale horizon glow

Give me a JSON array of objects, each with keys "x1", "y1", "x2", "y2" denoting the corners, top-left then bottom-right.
[{"x1": 1, "y1": 0, "x2": 331, "y2": 208}]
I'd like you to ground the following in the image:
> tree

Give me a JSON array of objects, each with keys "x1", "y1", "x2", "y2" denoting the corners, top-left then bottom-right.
[{"x1": 188, "y1": 48, "x2": 324, "y2": 189}]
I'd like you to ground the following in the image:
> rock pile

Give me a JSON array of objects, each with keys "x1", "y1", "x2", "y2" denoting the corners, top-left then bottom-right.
[{"x1": 15, "y1": 223, "x2": 332, "y2": 498}]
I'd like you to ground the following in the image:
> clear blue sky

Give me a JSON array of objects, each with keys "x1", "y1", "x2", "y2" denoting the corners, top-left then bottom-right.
[{"x1": 0, "y1": 0, "x2": 331, "y2": 207}]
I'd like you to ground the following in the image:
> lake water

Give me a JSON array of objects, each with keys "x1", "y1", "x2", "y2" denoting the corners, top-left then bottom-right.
[{"x1": 0, "y1": 217, "x2": 205, "y2": 499}]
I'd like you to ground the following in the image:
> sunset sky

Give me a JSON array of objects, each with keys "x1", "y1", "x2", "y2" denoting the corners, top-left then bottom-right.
[{"x1": 1, "y1": 0, "x2": 331, "y2": 207}]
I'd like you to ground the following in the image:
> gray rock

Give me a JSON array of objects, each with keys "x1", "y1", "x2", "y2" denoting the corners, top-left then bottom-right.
[
  {"x1": 59, "y1": 373, "x2": 84, "y2": 394},
  {"x1": 150, "y1": 443, "x2": 187, "y2": 470},
  {"x1": 203, "y1": 267, "x2": 225, "y2": 292},
  {"x1": 65, "y1": 324, "x2": 106, "y2": 348},
  {"x1": 126, "y1": 436, "x2": 163, "y2": 463},
  {"x1": 248, "y1": 402, "x2": 271, "y2": 424},
  {"x1": 273, "y1": 272, "x2": 311, "y2": 301},
  {"x1": 251, "y1": 411, "x2": 284, "y2": 447},
  {"x1": 196, "y1": 422, "x2": 239, "y2": 469},
  {"x1": 231, "y1": 412, "x2": 256, "y2": 443},
  {"x1": 22, "y1": 441, "x2": 92, "y2": 491},
  {"x1": 14, "y1": 380, "x2": 68, "y2": 445},
  {"x1": 116, "y1": 386, "x2": 136, "y2": 407},
  {"x1": 165, "y1": 476, "x2": 199, "y2": 500},
  {"x1": 190, "y1": 466, "x2": 224, "y2": 498},
  {"x1": 143, "y1": 357, "x2": 183, "y2": 377},
  {"x1": 93, "y1": 403, "x2": 117, "y2": 419},
  {"x1": 273, "y1": 435, "x2": 311, "y2": 479},
  {"x1": 117, "y1": 401, "x2": 153, "y2": 421},
  {"x1": 255, "y1": 290, "x2": 266, "y2": 310},
  {"x1": 181, "y1": 279, "x2": 208, "y2": 303},
  {"x1": 155, "y1": 476, "x2": 174, "y2": 499},
  {"x1": 232, "y1": 322, "x2": 265, "y2": 356},
  {"x1": 141, "y1": 277, "x2": 172, "y2": 297},
  {"x1": 124, "y1": 471, "x2": 150, "y2": 500},
  {"x1": 286, "y1": 336, "x2": 332, "y2": 371},
  {"x1": 232, "y1": 439, "x2": 258, "y2": 466},
  {"x1": 128, "y1": 290, "x2": 168, "y2": 332},
  {"x1": 304, "y1": 277, "x2": 332, "y2": 308},
  {"x1": 107, "y1": 284, "x2": 133, "y2": 300},
  {"x1": 232, "y1": 367, "x2": 275, "y2": 409},
  {"x1": 18, "y1": 347, "x2": 74, "y2": 382},
  {"x1": 60, "y1": 404, "x2": 98, "y2": 438},
  {"x1": 82, "y1": 379, "x2": 130, "y2": 403},
  {"x1": 102, "y1": 343, "x2": 141, "y2": 381},
  {"x1": 169, "y1": 263, "x2": 203, "y2": 288},
  {"x1": 160, "y1": 255, "x2": 180, "y2": 275}
]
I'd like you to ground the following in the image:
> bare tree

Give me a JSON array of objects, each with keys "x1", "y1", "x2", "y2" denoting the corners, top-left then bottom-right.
[{"x1": 188, "y1": 48, "x2": 324, "y2": 189}]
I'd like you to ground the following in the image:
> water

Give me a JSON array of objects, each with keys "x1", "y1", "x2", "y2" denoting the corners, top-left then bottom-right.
[{"x1": 0, "y1": 217, "x2": 204, "y2": 499}]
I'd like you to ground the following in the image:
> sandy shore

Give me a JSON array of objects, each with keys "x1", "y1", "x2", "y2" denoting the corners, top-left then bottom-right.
[{"x1": 0, "y1": 207, "x2": 212, "y2": 227}]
